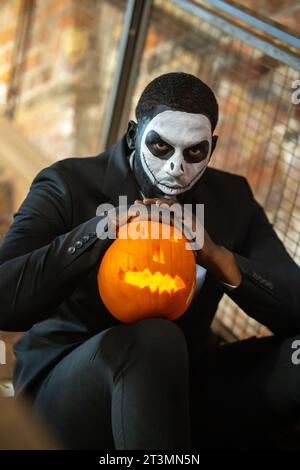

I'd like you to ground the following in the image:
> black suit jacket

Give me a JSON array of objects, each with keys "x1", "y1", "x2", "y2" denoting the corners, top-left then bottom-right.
[{"x1": 1, "y1": 135, "x2": 300, "y2": 394}]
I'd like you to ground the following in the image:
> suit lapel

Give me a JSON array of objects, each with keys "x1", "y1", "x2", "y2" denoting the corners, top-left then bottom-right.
[
  {"x1": 186, "y1": 169, "x2": 234, "y2": 248},
  {"x1": 102, "y1": 135, "x2": 141, "y2": 206}
]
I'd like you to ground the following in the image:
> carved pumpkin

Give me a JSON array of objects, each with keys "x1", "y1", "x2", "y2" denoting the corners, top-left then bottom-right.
[{"x1": 97, "y1": 220, "x2": 196, "y2": 323}]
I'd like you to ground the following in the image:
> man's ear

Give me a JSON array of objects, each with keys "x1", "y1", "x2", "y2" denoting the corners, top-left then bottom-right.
[
  {"x1": 209, "y1": 135, "x2": 218, "y2": 160},
  {"x1": 126, "y1": 120, "x2": 137, "y2": 150}
]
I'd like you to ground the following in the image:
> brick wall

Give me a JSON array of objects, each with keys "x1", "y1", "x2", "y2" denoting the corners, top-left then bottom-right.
[
  {"x1": 0, "y1": 0, "x2": 125, "y2": 161},
  {"x1": 0, "y1": 0, "x2": 21, "y2": 84}
]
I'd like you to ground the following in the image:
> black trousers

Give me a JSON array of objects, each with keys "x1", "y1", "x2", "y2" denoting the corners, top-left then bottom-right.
[{"x1": 30, "y1": 318, "x2": 300, "y2": 450}]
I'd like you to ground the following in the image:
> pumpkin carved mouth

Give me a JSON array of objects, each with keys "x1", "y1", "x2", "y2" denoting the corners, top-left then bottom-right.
[{"x1": 119, "y1": 268, "x2": 186, "y2": 294}]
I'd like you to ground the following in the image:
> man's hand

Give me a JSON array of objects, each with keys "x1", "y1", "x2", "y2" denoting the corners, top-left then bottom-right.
[
  {"x1": 135, "y1": 197, "x2": 242, "y2": 287},
  {"x1": 105, "y1": 205, "x2": 143, "y2": 234}
]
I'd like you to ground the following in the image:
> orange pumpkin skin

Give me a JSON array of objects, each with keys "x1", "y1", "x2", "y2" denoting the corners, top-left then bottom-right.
[{"x1": 97, "y1": 220, "x2": 196, "y2": 323}]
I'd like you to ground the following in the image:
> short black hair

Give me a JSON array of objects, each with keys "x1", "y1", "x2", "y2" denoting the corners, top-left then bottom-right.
[{"x1": 135, "y1": 72, "x2": 219, "y2": 131}]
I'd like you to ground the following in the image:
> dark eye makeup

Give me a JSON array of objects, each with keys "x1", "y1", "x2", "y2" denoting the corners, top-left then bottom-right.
[
  {"x1": 145, "y1": 130, "x2": 210, "y2": 163},
  {"x1": 145, "y1": 130, "x2": 174, "y2": 159},
  {"x1": 183, "y1": 140, "x2": 209, "y2": 163}
]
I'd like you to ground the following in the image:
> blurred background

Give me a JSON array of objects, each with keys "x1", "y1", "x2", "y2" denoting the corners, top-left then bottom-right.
[{"x1": 0, "y1": 0, "x2": 300, "y2": 384}]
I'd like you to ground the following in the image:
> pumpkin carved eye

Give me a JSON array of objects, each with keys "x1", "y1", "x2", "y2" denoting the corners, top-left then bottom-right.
[{"x1": 152, "y1": 245, "x2": 165, "y2": 264}]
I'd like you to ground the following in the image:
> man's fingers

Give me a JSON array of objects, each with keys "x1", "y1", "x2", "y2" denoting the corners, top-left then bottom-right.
[
  {"x1": 134, "y1": 198, "x2": 178, "y2": 208},
  {"x1": 142, "y1": 198, "x2": 157, "y2": 205},
  {"x1": 142, "y1": 198, "x2": 177, "y2": 206}
]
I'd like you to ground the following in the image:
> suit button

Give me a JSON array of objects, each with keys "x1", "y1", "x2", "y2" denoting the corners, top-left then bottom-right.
[
  {"x1": 75, "y1": 240, "x2": 83, "y2": 249},
  {"x1": 82, "y1": 235, "x2": 89, "y2": 243},
  {"x1": 89, "y1": 231, "x2": 96, "y2": 237},
  {"x1": 67, "y1": 246, "x2": 76, "y2": 255}
]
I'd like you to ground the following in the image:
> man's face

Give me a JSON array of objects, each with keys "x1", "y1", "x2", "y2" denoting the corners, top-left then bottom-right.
[{"x1": 138, "y1": 110, "x2": 212, "y2": 196}]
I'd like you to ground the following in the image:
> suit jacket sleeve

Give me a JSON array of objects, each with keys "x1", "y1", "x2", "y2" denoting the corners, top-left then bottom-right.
[
  {"x1": 227, "y1": 178, "x2": 300, "y2": 335},
  {"x1": 0, "y1": 165, "x2": 112, "y2": 332}
]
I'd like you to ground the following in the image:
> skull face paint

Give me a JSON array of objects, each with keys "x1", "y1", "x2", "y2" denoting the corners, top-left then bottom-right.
[{"x1": 139, "y1": 110, "x2": 212, "y2": 196}]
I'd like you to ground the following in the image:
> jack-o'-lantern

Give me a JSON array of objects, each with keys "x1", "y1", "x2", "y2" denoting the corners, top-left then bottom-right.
[{"x1": 97, "y1": 220, "x2": 196, "y2": 323}]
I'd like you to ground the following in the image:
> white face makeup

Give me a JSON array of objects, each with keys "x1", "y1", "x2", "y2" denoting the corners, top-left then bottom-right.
[{"x1": 139, "y1": 110, "x2": 212, "y2": 196}]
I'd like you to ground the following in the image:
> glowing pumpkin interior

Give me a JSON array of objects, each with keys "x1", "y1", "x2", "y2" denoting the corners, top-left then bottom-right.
[{"x1": 97, "y1": 220, "x2": 196, "y2": 323}]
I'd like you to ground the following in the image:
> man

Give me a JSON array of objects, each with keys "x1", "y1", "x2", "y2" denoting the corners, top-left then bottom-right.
[{"x1": 0, "y1": 72, "x2": 300, "y2": 449}]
